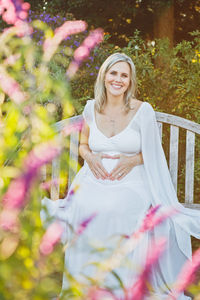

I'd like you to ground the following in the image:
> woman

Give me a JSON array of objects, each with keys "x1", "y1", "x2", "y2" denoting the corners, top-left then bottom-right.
[{"x1": 42, "y1": 53, "x2": 200, "y2": 299}]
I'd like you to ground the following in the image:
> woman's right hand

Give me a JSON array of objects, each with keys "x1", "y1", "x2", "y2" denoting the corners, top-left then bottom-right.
[{"x1": 85, "y1": 153, "x2": 114, "y2": 180}]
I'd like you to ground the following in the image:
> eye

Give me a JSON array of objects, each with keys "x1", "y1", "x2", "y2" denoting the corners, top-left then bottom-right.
[
  {"x1": 122, "y1": 74, "x2": 128, "y2": 78},
  {"x1": 110, "y1": 71, "x2": 116, "y2": 75}
]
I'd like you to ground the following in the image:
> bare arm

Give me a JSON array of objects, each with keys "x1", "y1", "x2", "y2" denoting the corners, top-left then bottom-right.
[
  {"x1": 79, "y1": 120, "x2": 110, "y2": 179},
  {"x1": 79, "y1": 120, "x2": 92, "y2": 161}
]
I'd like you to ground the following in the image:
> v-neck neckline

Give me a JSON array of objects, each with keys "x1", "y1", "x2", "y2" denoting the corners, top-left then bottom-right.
[{"x1": 93, "y1": 101, "x2": 145, "y2": 139}]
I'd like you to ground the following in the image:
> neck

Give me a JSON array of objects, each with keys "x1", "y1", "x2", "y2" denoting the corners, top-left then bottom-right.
[{"x1": 105, "y1": 91, "x2": 124, "y2": 109}]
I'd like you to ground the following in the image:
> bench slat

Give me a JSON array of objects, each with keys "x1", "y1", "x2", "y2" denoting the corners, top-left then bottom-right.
[
  {"x1": 185, "y1": 130, "x2": 195, "y2": 204},
  {"x1": 51, "y1": 157, "x2": 60, "y2": 200},
  {"x1": 169, "y1": 125, "x2": 179, "y2": 192},
  {"x1": 40, "y1": 165, "x2": 47, "y2": 182},
  {"x1": 68, "y1": 131, "x2": 79, "y2": 188},
  {"x1": 157, "y1": 121, "x2": 163, "y2": 140}
]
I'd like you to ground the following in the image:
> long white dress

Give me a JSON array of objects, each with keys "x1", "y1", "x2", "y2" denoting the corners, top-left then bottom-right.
[{"x1": 41, "y1": 99, "x2": 200, "y2": 299}]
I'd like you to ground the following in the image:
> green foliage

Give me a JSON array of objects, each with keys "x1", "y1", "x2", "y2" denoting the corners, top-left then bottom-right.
[{"x1": 0, "y1": 18, "x2": 78, "y2": 300}]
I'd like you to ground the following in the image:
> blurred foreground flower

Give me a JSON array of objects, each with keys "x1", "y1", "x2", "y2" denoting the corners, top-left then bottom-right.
[
  {"x1": 76, "y1": 212, "x2": 97, "y2": 235},
  {"x1": 43, "y1": 20, "x2": 87, "y2": 62},
  {"x1": 93, "y1": 205, "x2": 175, "y2": 284},
  {"x1": 0, "y1": 66, "x2": 28, "y2": 104},
  {"x1": 0, "y1": 0, "x2": 30, "y2": 25},
  {"x1": 63, "y1": 212, "x2": 97, "y2": 251},
  {"x1": 39, "y1": 221, "x2": 64, "y2": 255},
  {"x1": 66, "y1": 28, "x2": 104, "y2": 79},
  {"x1": 87, "y1": 286, "x2": 118, "y2": 300},
  {"x1": 0, "y1": 0, "x2": 32, "y2": 37},
  {"x1": 134, "y1": 205, "x2": 176, "y2": 237},
  {"x1": 61, "y1": 118, "x2": 84, "y2": 136},
  {"x1": 126, "y1": 238, "x2": 166, "y2": 300},
  {"x1": 168, "y1": 247, "x2": 200, "y2": 300},
  {"x1": 0, "y1": 143, "x2": 61, "y2": 232}
]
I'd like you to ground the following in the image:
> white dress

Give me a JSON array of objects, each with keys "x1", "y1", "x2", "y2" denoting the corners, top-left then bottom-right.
[{"x1": 41, "y1": 99, "x2": 200, "y2": 299}]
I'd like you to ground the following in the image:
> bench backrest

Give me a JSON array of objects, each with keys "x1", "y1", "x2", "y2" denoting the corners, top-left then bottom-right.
[{"x1": 41, "y1": 112, "x2": 200, "y2": 209}]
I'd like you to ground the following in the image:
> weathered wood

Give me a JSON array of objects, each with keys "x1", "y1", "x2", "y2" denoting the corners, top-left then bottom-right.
[
  {"x1": 68, "y1": 130, "x2": 80, "y2": 188},
  {"x1": 155, "y1": 112, "x2": 200, "y2": 134},
  {"x1": 51, "y1": 156, "x2": 60, "y2": 200},
  {"x1": 183, "y1": 203, "x2": 200, "y2": 210},
  {"x1": 157, "y1": 122, "x2": 163, "y2": 140},
  {"x1": 169, "y1": 125, "x2": 179, "y2": 193},
  {"x1": 185, "y1": 130, "x2": 195, "y2": 204},
  {"x1": 40, "y1": 165, "x2": 46, "y2": 182}
]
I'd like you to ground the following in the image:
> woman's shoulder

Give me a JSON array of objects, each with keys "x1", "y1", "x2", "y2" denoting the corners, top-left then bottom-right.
[
  {"x1": 130, "y1": 99, "x2": 155, "y2": 115},
  {"x1": 130, "y1": 98, "x2": 152, "y2": 107}
]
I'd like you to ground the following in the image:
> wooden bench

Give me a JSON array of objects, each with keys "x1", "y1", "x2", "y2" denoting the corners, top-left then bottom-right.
[{"x1": 41, "y1": 111, "x2": 200, "y2": 209}]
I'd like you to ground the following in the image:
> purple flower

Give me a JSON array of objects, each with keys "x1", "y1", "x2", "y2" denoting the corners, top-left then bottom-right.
[
  {"x1": 133, "y1": 205, "x2": 176, "y2": 238},
  {"x1": 90, "y1": 72, "x2": 94, "y2": 76},
  {"x1": 74, "y1": 40, "x2": 80, "y2": 46},
  {"x1": 2, "y1": 144, "x2": 60, "y2": 211},
  {"x1": 76, "y1": 213, "x2": 97, "y2": 235},
  {"x1": 126, "y1": 238, "x2": 166, "y2": 300}
]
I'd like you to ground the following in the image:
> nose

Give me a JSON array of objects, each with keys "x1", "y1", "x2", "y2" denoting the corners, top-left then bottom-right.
[{"x1": 115, "y1": 74, "x2": 122, "y2": 82}]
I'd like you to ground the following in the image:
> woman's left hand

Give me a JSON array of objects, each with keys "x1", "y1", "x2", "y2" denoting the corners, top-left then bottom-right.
[{"x1": 109, "y1": 153, "x2": 142, "y2": 180}]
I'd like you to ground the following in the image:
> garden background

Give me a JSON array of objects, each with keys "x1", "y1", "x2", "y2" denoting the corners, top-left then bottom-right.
[{"x1": 0, "y1": 0, "x2": 200, "y2": 299}]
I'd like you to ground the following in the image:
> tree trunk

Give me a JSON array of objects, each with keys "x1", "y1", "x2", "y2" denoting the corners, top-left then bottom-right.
[{"x1": 153, "y1": 0, "x2": 174, "y2": 47}]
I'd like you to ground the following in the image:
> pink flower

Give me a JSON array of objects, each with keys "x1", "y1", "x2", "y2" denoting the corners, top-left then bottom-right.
[
  {"x1": 83, "y1": 28, "x2": 104, "y2": 49},
  {"x1": 74, "y1": 46, "x2": 90, "y2": 62},
  {"x1": 76, "y1": 213, "x2": 97, "y2": 235},
  {"x1": 62, "y1": 119, "x2": 84, "y2": 136},
  {"x1": 39, "y1": 221, "x2": 64, "y2": 255},
  {"x1": 3, "y1": 176, "x2": 27, "y2": 209},
  {"x1": 54, "y1": 20, "x2": 87, "y2": 40},
  {"x1": 65, "y1": 61, "x2": 79, "y2": 78},
  {"x1": 0, "y1": 0, "x2": 30, "y2": 25},
  {"x1": 0, "y1": 208, "x2": 19, "y2": 231},
  {"x1": 126, "y1": 238, "x2": 166, "y2": 300},
  {"x1": 66, "y1": 28, "x2": 104, "y2": 79},
  {"x1": 14, "y1": 19, "x2": 33, "y2": 37},
  {"x1": 0, "y1": 67, "x2": 28, "y2": 104},
  {"x1": 24, "y1": 143, "x2": 61, "y2": 172},
  {"x1": 88, "y1": 287, "x2": 118, "y2": 300},
  {"x1": 2, "y1": 143, "x2": 61, "y2": 219},
  {"x1": 43, "y1": 20, "x2": 87, "y2": 61},
  {"x1": 40, "y1": 179, "x2": 59, "y2": 191},
  {"x1": 168, "y1": 247, "x2": 200, "y2": 300},
  {"x1": 133, "y1": 205, "x2": 176, "y2": 238}
]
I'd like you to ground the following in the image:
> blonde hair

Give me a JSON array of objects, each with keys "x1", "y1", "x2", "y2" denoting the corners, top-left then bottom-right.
[{"x1": 94, "y1": 53, "x2": 137, "y2": 113}]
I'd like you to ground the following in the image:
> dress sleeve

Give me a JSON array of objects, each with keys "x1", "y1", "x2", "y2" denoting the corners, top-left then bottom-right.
[
  {"x1": 138, "y1": 102, "x2": 200, "y2": 258},
  {"x1": 82, "y1": 99, "x2": 94, "y2": 126}
]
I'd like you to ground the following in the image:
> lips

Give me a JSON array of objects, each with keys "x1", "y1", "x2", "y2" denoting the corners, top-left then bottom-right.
[{"x1": 111, "y1": 84, "x2": 122, "y2": 89}]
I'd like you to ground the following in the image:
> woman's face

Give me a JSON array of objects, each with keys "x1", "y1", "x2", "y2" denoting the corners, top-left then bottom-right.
[{"x1": 104, "y1": 61, "x2": 131, "y2": 98}]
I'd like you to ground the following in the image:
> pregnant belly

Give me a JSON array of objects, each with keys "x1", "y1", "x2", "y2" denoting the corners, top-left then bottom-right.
[{"x1": 85, "y1": 153, "x2": 145, "y2": 185}]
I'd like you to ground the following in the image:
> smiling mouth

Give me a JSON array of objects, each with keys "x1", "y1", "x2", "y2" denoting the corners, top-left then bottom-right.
[{"x1": 111, "y1": 84, "x2": 122, "y2": 89}]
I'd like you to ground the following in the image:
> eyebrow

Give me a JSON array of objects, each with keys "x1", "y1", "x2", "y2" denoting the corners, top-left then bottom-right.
[{"x1": 110, "y1": 70, "x2": 129, "y2": 75}]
